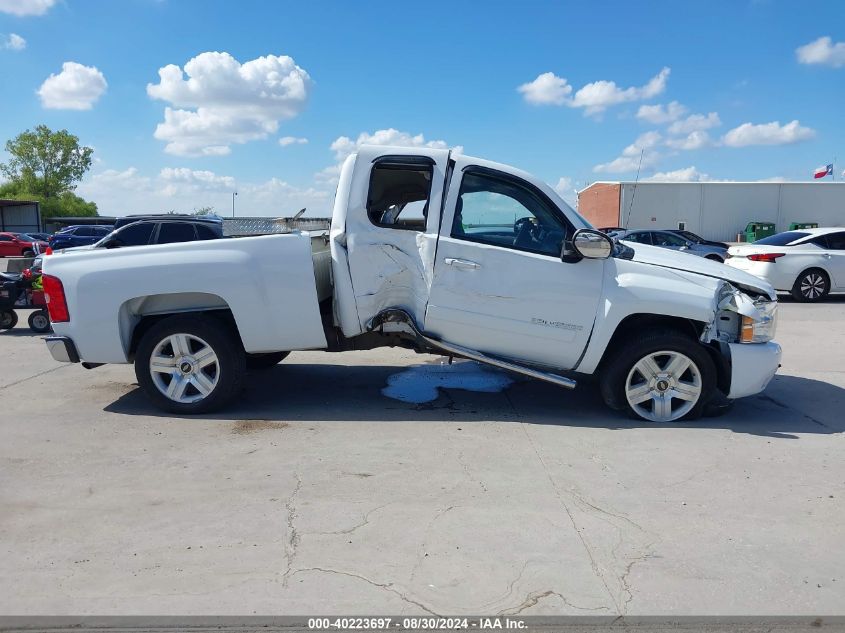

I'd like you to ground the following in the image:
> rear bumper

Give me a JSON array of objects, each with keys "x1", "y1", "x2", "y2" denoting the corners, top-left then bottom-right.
[
  {"x1": 45, "y1": 336, "x2": 80, "y2": 363},
  {"x1": 725, "y1": 259, "x2": 794, "y2": 291},
  {"x1": 727, "y1": 341, "x2": 781, "y2": 399}
]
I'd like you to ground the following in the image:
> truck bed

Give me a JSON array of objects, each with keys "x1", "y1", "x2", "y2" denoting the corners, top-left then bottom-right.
[{"x1": 44, "y1": 232, "x2": 329, "y2": 363}]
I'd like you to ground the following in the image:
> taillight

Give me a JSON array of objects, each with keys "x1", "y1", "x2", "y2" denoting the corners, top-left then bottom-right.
[
  {"x1": 747, "y1": 253, "x2": 785, "y2": 263},
  {"x1": 42, "y1": 274, "x2": 69, "y2": 322}
]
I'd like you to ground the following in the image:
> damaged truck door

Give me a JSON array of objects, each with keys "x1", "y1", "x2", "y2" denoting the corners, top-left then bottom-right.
[
  {"x1": 342, "y1": 149, "x2": 450, "y2": 332},
  {"x1": 426, "y1": 162, "x2": 603, "y2": 370}
]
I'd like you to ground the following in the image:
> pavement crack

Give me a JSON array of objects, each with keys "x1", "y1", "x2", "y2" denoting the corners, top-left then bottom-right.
[
  {"x1": 518, "y1": 423, "x2": 620, "y2": 613},
  {"x1": 497, "y1": 589, "x2": 608, "y2": 615},
  {"x1": 408, "y1": 505, "x2": 455, "y2": 584},
  {"x1": 620, "y1": 548, "x2": 656, "y2": 611},
  {"x1": 759, "y1": 394, "x2": 831, "y2": 429},
  {"x1": 0, "y1": 364, "x2": 68, "y2": 391},
  {"x1": 312, "y1": 503, "x2": 392, "y2": 536},
  {"x1": 457, "y1": 450, "x2": 488, "y2": 493},
  {"x1": 292, "y1": 567, "x2": 440, "y2": 616},
  {"x1": 281, "y1": 472, "x2": 303, "y2": 587}
]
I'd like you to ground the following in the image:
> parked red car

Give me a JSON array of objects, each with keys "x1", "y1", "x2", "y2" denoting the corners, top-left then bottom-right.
[{"x1": 0, "y1": 232, "x2": 49, "y2": 257}]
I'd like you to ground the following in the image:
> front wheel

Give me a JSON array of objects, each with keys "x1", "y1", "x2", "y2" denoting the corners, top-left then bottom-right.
[
  {"x1": 28, "y1": 309, "x2": 51, "y2": 333},
  {"x1": 22, "y1": 249, "x2": 35, "y2": 258},
  {"x1": 600, "y1": 329, "x2": 716, "y2": 423},
  {"x1": 791, "y1": 269, "x2": 829, "y2": 302},
  {"x1": 134, "y1": 315, "x2": 245, "y2": 414}
]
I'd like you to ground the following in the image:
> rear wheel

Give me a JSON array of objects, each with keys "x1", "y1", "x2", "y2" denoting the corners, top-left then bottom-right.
[
  {"x1": 134, "y1": 315, "x2": 245, "y2": 414},
  {"x1": 22, "y1": 249, "x2": 35, "y2": 258},
  {"x1": 600, "y1": 329, "x2": 716, "y2": 423},
  {"x1": 246, "y1": 351, "x2": 289, "y2": 370},
  {"x1": 28, "y1": 309, "x2": 51, "y2": 333},
  {"x1": 0, "y1": 310, "x2": 18, "y2": 330},
  {"x1": 705, "y1": 254, "x2": 723, "y2": 262},
  {"x1": 791, "y1": 269, "x2": 829, "y2": 302}
]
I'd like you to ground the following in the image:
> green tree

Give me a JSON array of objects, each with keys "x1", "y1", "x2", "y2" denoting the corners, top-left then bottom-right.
[{"x1": 1, "y1": 125, "x2": 93, "y2": 199}]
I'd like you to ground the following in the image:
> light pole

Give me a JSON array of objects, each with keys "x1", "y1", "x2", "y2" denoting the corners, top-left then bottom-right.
[{"x1": 232, "y1": 191, "x2": 238, "y2": 217}]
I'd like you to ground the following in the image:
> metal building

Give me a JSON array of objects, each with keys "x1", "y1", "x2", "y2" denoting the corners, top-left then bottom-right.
[
  {"x1": 0, "y1": 199, "x2": 41, "y2": 233},
  {"x1": 578, "y1": 182, "x2": 845, "y2": 241}
]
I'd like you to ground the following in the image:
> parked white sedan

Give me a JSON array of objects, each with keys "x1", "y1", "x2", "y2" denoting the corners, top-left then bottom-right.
[{"x1": 726, "y1": 228, "x2": 845, "y2": 302}]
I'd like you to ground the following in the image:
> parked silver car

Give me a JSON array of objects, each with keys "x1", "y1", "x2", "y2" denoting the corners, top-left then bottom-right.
[{"x1": 611, "y1": 229, "x2": 728, "y2": 262}]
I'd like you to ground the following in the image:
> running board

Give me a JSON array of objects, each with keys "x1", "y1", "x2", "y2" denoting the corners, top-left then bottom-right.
[{"x1": 370, "y1": 309, "x2": 577, "y2": 390}]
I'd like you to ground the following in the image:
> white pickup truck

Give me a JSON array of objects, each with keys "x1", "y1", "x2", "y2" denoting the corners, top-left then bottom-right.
[{"x1": 41, "y1": 146, "x2": 782, "y2": 423}]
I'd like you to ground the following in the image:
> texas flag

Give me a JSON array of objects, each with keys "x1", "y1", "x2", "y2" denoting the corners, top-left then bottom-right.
[{"x1": 814, "y1": 164, "x2": 833, "y2": 179}]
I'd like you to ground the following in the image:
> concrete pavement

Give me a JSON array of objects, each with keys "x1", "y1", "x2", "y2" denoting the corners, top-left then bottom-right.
[{"x1": 0, "y1": 294, "x2": 843, "y2": 615}]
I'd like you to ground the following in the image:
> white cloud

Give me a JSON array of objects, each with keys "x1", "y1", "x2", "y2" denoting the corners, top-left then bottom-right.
[
  {"x1": 279, "y1": 136, "x2": 308, "y2": 147},
  {"x1": 517, "y1": 72, "x2": 573, "y2": 105},
  {"x1": 572, "y1": 67, "x2": 670, "y2": 115},
  {"x1": 667, "y1": 112, "x2": 721, "y2": 135},
  {"x1": 330, "y1": 128, "x2": 461, "y2": 162},
  {"x1": 796, "y1": 36, "x2": 845, "y2": 68},
  {"x1": 594, "y1": 131, "x2": 662, "y2": 173},
  {"x1": 158, "y1": 167, "x2": 236, "y2": 196},
  {"x1": 147, "y1": 51, "x2": 313, "y2": 156},
  {"x1": 78, "y1": 166, "x2": 328, "y2": 217},
  {"x1": 644, "y1": 166, "x2": 710, "y2": 182},
  {"x1": 665, "y1": 130, "x2": 712, "y2": 151},
  {"x1": 0, "y1": 0, "x2": 55, "y2": 16},
  {"x1": 37, "y1": 62, "x2": 107, "y2": 110},
  {"x1": 3, "y1": 33, "x2": 26, "y2": 50},
  {"x1": 636, "y1": 101, "x2": 687, "y2": 124},
  {"x1": 553, "y1": 177, "x2": 576, "y2": 206},
  {"x1": 721, "y1": 120, "x2": 815, "y2": 147},
  {"x1": 518, "y1": 67, "x2": 670, "y2": 115}
]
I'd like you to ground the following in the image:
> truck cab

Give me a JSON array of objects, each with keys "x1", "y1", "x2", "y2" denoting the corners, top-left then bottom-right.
[{"x1": 42, "y1": 146, "x2": 782, "y2": 423}]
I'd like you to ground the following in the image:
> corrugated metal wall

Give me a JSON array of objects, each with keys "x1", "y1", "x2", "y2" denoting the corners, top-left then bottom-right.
[
  {"x1": 618, "y1": 183, "x2": 845, "y2": 241},
  {"x1": 0, "y1": 203, "x2": 41, "y2": 233}
]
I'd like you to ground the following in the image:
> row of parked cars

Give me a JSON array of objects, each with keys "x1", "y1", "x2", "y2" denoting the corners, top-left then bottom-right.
[
  {"x1": 601, "y1": 226, "x2": 845, "y2": 303},
  {"x1": 1, "y1": 215, "x2": 227, "y2": 331},
  {"x1": 0, "y1": 215, "x2": 225, "y2": 258}
]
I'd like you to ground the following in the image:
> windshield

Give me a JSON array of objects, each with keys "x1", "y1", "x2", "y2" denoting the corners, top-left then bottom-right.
[{"x1": 753, "y1": 231, "x2": 810, "y2": 246}]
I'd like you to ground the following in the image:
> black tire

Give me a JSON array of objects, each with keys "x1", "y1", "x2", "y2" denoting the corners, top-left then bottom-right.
[
  {"x1": 1, "y1": 310, "x2": 18, "y2": 330},
  {"x1": 246, "y1": 351, "x2": 290, "y2": 370},
  {"x1": 600, "y1": 328, "x2": 716, "y2": 423},
  {"x1": 28, "y1": 309, "x2": 52, "y2": 333},
  {"x1": 705, "y1": 254, "x2": 723, "y2": 263},
  {"x1": 22, "y1": 249, "x2": 35, "y2": 258},
  {"x1": 790, "y1": 268, "x2": 829, "y2": 302},
  {"x1": 134, "y1": 314, "x2": 245, "y2": 414}
]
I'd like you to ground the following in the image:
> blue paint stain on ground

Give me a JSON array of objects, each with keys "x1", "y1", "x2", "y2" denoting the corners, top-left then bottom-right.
[{"x1": 381, "y1": 360, "x2": 514, "y2": 404}]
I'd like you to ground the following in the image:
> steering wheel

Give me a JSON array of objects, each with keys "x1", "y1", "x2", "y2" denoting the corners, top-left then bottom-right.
[{"x1": 514, "y1": 217, "x2": 534, "y2": 236}]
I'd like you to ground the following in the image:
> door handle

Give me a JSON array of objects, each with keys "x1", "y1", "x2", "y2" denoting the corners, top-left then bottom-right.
[{"x1": 444, "y1": 258, "x2": 481, "y2": 270}]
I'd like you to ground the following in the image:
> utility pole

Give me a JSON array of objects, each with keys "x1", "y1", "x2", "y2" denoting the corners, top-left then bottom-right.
[{"x1": 232, "y1": 191, "x2": 238, "y2": 217}]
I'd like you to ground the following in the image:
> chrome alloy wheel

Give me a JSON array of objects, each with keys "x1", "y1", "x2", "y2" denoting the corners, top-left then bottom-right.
[
  {"x1": 800, "y1": 272, "x2": 826, "y2": 300},
  {"x1": 624, "y1": 350, "x2": 702, "y2": 422},
  {"x1": 149, "y1": 333, "x2": 220, "y2": 404}
]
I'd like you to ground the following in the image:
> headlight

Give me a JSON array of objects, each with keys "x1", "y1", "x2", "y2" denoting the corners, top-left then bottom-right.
[{"x1": 739, "y1": 300, "x2": 777, "y2": 343}]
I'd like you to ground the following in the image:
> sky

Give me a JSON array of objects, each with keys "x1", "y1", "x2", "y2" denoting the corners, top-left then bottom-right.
[{"x1": 1, "y1": 0, "x2": 844, "y2": 217}]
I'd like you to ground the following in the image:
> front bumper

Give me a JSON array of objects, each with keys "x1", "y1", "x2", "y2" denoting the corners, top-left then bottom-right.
[
  {"x1": 727, "y1": 341, "x2": 781, "y2": 399},
  {"x1": 45, "y1": 336, "x2": 80, "y2": 363}
]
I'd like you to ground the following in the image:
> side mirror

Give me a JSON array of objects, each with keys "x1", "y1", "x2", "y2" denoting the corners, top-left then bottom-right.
[{"x1": 566, "y1": 229, "x2": 613, "y2": 261}]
